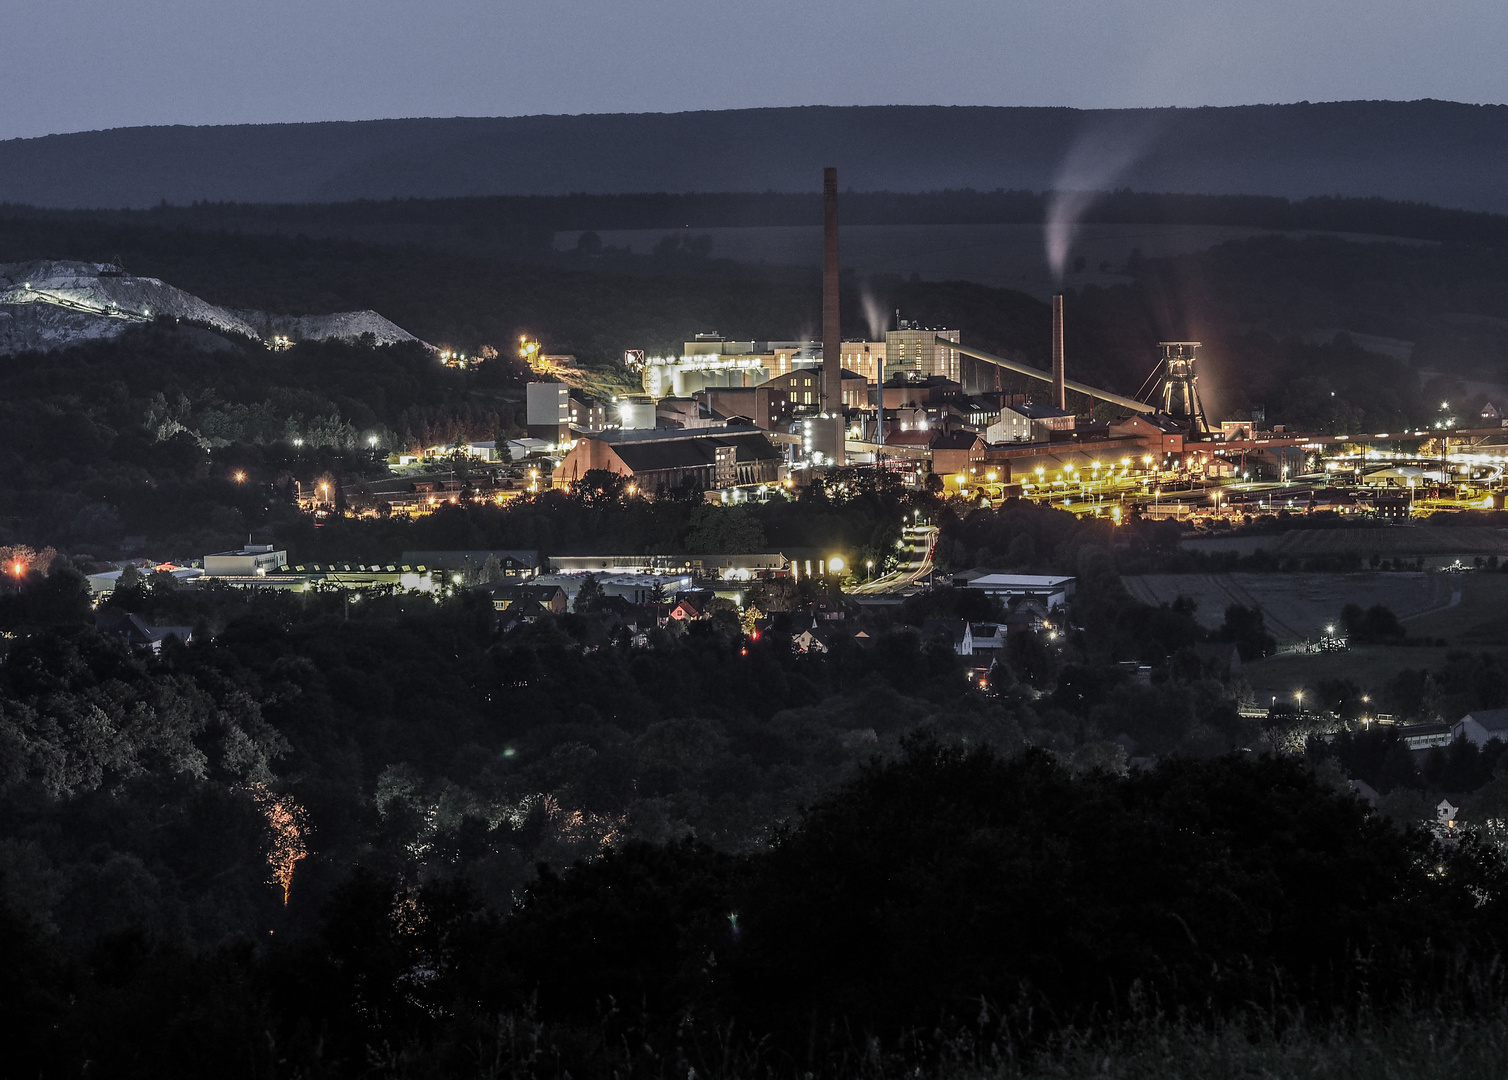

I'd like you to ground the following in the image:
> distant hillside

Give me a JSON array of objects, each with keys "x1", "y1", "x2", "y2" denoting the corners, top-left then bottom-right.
[{"x1": 4, "y1": 101, "x2": 1508, "y2": 212}]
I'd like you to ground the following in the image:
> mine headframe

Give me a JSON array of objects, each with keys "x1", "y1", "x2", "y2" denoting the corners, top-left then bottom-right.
[{"x1": 1157, "y1": 341, "x2": 1213, "y2": 440}]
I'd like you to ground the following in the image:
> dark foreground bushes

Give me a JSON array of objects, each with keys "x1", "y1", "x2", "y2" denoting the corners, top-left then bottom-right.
[{"x1": 6, "y1": 744, "x2": 1508, "y2": 1078}]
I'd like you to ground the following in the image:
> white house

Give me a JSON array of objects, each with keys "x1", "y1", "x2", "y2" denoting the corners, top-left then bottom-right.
[
  {"x1": 1453, "y1": 709, "x2": 1508, "y2": 748},
  {"x1": 960, "y1": 622, "x2": 1005, "y2": 656}
]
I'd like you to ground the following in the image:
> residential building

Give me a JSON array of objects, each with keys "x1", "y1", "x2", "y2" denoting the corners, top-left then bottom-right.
[
  {"x1": 1002, "y1": 596, "x2": 1051, "y2": 635},
  {"x1": 667, "y1": 594, "x2": 710, "y2": 622},
  {"x1": 961, "y1": 621, "x2": 1005, "y2": 657},
  {"x1": 1453, "y1": 708, "x2": 1508, "y2": 748},
  {"x1": 791, "y1": 620, "x2": 834, "y2": 654},
  {"x1": 487, "y1": 583, "x2": 569, "y2": 615},
  {"x1": 95, "y1": 611, "x2": 193, "y2": 654}
]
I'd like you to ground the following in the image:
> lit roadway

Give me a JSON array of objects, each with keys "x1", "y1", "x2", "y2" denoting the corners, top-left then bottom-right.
[
  {"x1": 1018, "y1": 474, "x2": 1330, "y2": 520},
  {"x1": 850, "y1": 525, "x2": 938, "y2": 595}
]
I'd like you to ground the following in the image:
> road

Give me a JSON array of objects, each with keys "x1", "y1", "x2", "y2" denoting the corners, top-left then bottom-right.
[{"x1": 850, "y1": 525, "x2": 938, "y2": 595}]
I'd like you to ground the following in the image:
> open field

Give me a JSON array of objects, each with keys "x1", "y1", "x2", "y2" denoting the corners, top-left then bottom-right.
[
  {"x1": 1242, "y1": 645, "x2": 1454, "y2": 704},
  {"x1": 1180, "y1": 525, "x2": 1508, "y2": 561},
  {"x1": 1409, "y1": 571, "x2": 1508, "y2": 643},
  {"x1": 1121, "y1": 571, "x2": 1458, "y2": 641}
]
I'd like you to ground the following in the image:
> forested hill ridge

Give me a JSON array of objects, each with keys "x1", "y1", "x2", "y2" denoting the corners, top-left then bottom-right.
[
  {"x1": 5, "y1": 99, "x2": 1508, "y2": 211},
  {"x1": 13, "y1": 188, "x2": 1508, "y2": 254}
]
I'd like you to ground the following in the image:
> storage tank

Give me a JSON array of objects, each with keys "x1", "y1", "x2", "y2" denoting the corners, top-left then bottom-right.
[{"x1": 673, "y1": 368, "x2": 710, "y2": 398}]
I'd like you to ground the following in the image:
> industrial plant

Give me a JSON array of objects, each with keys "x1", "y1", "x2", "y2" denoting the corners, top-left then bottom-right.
[{"x1": 507, "y1": 168, "x2": 1508, "y2": 524}]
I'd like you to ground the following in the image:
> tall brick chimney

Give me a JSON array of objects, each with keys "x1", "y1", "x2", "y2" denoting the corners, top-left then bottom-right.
[
  {"x1": 822, "y1": 167, "x2": 844, "y2": 465},
  {"x1": 1051, "y1": 294, "x2": 1066, "y2": 412}
]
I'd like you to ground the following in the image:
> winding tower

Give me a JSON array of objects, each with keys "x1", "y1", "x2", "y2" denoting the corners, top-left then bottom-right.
[{"x1": 1157, "y1": 341, "x2": 1212, "y2": 439}]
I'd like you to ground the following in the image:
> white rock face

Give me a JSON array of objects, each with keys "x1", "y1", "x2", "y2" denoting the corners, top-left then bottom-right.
[{"x1": 0, "y1": 260, "x2": 425, "y2": 354}]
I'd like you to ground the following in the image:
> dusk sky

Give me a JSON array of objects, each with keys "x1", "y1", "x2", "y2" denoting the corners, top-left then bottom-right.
[{"x1": 3, "y1": 0, "x2": 1507, "y2": 141}]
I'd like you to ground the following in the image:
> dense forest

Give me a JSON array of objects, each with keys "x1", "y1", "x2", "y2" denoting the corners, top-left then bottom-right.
[{"x1": 6, "y1": 506, "x2": 1508, "y2": 1076}]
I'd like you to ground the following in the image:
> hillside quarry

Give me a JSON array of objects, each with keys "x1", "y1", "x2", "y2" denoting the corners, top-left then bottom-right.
[{"x1": 0, "y1": 260, "x2": 422, "y2": 354}]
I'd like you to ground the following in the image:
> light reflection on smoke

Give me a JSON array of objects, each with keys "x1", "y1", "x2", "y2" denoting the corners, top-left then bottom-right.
[{"x1": 1044, "y1": 116, "x2": 1162, "y2": 283}]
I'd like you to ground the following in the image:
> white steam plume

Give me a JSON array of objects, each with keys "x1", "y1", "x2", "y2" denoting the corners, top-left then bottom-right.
[
  {"x1": 860, "y1": 289, "x2": 890, "y2": 340},
  {"x1": 1044, "y1": 117, "x2": 1161, "y2": 283}
]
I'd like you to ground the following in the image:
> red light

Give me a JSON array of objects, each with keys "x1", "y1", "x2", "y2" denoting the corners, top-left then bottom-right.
[
  {"x1": 740, "y1": 648, "x2": 748, "y2": 656},
  {"x1": 751, "y1": 630, "x2": 759, "y2": 640},
  {"x1": 11, "y1": 562, "x2": 22, "y2": 576}
]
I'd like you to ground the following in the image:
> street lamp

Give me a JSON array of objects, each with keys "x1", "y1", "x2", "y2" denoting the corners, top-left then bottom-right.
[{"x1": 866, "y1": 559, "x2": 874, "y2": 581}]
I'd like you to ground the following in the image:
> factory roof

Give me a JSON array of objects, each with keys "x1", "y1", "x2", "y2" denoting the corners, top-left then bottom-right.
[
  {"x1": 602, "y1": 423, "x2": 756, "y2": 445},
  {"x1": 610, "y1": 430, "x2": 779, "y2": 473},
  {"x1": 930, "y1": 431, "x2": 986, "y2": 450},
  {"x1": 1016, "y1": 403, "x2": 1073, "y2": 419}
]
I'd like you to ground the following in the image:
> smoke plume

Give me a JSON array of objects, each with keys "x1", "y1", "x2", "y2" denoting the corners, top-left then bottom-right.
[
  {"x1": 1044, "y1": 117, "x2": 1161, "y2": 283},
  {"x1": 860, "y1": 289, "x2": 890, "y2": 341}
]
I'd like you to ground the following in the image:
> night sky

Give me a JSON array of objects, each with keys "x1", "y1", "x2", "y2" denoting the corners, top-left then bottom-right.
[{"x1": 3, "y1": 0, "x2": 1506, "y2": 140}]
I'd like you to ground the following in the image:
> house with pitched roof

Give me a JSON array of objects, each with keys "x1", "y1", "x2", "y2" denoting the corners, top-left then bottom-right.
[{"x1": 1453, "y1": 709, "x2": 1508, "y2": 748}]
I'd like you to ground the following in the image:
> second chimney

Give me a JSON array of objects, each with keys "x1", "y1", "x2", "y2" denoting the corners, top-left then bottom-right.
[
  {"x1": 822, "y1": 166, "x2": 844, "y2": 465},
  {"x1": 1051, "y1": 294, "x2": 1066, "y2": 412}
]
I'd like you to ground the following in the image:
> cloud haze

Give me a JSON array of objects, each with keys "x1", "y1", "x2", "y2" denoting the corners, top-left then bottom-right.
[{"x1": 1, "y1": 0, "x2": 1505, "y2": 140}]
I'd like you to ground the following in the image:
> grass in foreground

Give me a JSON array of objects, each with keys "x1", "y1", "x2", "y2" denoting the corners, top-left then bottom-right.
[{"x1": 951, "y1": 1011, "x2": 1508, "y2": 1080}]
